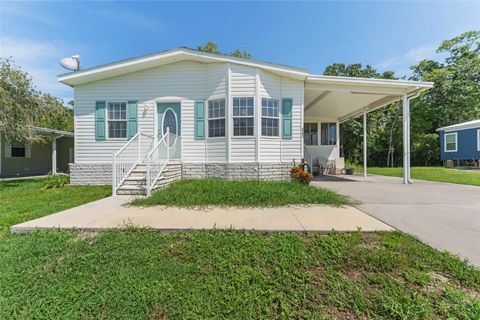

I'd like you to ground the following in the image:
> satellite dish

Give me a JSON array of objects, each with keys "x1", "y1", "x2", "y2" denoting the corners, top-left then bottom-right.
[{"x1": 60, "y1": 55, "x2": 80, "y2": 71}]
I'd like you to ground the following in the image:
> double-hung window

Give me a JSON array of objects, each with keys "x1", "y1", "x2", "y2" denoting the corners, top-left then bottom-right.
[
  {"x1": 304, "y1": 123, "x2": 318, "y2": 145},
  {"x1": 321, "y1": 123, "x2": 337, "y2": 146},
  {"x1": 445, "y1": 132, "x2": 457, "y2": 152},
  {"x1": 107, "y1": 102, "x2": 127, "y2": 139},
  {"x1": 208, "y1": 99, "x2": 226, "y2": 137},
  {"x1": 261, "y1": 98, "x2": 279, "y2": 137},
  {"x1": 233, "y1": 97, "x2": 254, "y2": 136}
]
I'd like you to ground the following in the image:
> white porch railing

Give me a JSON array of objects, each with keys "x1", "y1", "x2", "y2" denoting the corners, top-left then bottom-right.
[
  {"x1": 304, "y1": 147, "x2": 314, "y2": 174},
  {"x1": 146, "y1": 130, "x2": 168, "y2": 195},
  {"x1": 145, "y1": 128, "x2": 182, "y2": 195},
  {"x1": 112, "y1": 130, "x2": 154, "y2": 195}
]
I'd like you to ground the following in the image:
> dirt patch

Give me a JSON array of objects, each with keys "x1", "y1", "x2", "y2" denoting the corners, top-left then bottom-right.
[
  {"x1": 355, "y1": 234, "x2": 384, "y2": 250},
  {"x1": 166, "y1": 240, "x2": 191, "y2": 262},
  {"x1": 428, "y1": 271, "x2": 449, "y2": 283},
  {"x1": 73, "y1": 231, "x2": 99, "y2": 245},
  {"x1": 342, "y1": 269, "x2": 364, "y2": 281},
  {"x1": 147, "y1": 304, "x2": 170, "y2": 320},
  {"x1": 321, "y1": 305, "x2": 361, "y2": 320}
]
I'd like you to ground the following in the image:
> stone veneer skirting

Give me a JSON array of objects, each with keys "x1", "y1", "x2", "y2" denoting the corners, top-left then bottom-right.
[
  {"x1": 182, "y1": 162, "x2": 291, "y2": 180},
  {"x1": 70, "y1": 162, "x2": 292, "y2": 185},
  {"x1": 69, "y1": 163, "x2": 113, "y2": 185}
]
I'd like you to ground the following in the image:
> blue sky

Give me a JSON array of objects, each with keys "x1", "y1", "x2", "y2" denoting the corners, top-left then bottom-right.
[{"x1": 1, "y1": 1, "x2": 479, "y2": 101}]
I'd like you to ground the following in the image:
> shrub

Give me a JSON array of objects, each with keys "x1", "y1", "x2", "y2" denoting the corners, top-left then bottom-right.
[
  {"x1": 290, "y1": 166, "x2": 312, "y2": 185},
  {"x1": 42, "y1": 174, "x2": 70, "y2": 189}
]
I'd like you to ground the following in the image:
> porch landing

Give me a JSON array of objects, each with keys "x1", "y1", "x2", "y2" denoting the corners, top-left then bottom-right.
[{"x1": 10, "y1": 196, "x2": 392, "y2": 233}]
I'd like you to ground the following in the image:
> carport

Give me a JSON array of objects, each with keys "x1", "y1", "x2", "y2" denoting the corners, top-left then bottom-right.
[{"x1": 303, "y1": 75, "x2": 433, "y2": 183}]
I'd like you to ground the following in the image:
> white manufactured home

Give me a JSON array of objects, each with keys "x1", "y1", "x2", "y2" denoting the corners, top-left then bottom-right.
[{"x1": 58, "y1": 48, "x2": 432, "y2": 195}]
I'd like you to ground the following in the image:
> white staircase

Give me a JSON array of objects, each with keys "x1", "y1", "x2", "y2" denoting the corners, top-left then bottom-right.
[
  {"x1": 113, "y1": 128, "x2": 181, "y2": 196},
  {"x1": 116, "y1": 162, "x2": 182, "y2": 195}
]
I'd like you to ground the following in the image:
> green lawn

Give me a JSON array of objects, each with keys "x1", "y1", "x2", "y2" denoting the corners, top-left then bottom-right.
[
  {"x1": 131, "y1": 179, "x2": 350, "y2": 207},
  {"x1": 0, "y1": 178, "x2": 111, "y2": 237},
  {"x1": 1, "y1": 229, "x2": 479, "y2": 319},
  {"x1": 357, "y1": 166, "x2": 480, "y2": 186},
  {"x1": 1, "y1": 178, "x2": 479, "y2": 319}
]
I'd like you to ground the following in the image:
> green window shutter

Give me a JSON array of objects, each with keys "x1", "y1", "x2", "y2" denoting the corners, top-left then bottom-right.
[
  {"x1": 95, "y1": 101, "x2": 106, "y2": 140},
  {"x1": 282, "y1": 98, "x2": 292, "y2": 139},
  {"x1": 194, "y1": 100, "x2": 205, "y2": 140},
  {"x1": 128, "y1": 101, "x2": 138, "y2": 139}
]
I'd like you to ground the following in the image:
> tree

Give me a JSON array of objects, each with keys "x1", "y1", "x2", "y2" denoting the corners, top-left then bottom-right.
[
  {"x1": 331, "y1": 30, "x2": 480, "y2": 167},
  {"x1": 196, "y1": 41, "x2": 220, "y2": 54},
  {"x1": 0, "y1": 58, "x2": 74, "y2": 143},
  {"x1": 409, "y1": 30, "x2": 480, "y2": 164},
  {"x1": 196, "y1": 41, "x2": 253, "y2": 59},
  {"x1": 324, "y1": 63, "x2": 403, "y2": 166},
  {"x1": 230, "y1": 48, "x2": 252, "y2": 59}
]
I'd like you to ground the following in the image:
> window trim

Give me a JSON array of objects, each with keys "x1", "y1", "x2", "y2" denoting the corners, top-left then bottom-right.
[
  {"x1": 320, "y1": 122, "x2": 337, "y2": 146},
  {"x1": 444, "y1": 132, "x2": 458, "y2": 153},
  {"x1": 477, "y1": 129, "x2": 480, "y2": 151},
  {"x1": 232, "y1": 96, "x2": 255, "y2": 137},
  {"x1": 261, "y1": 97, "x2": 280, "y2": 137},
  {"x1": 207, "y1": 98, "x2": 226, "y2": 139},
  {"x1": 106, "y1": 101, "x2": 128, "y2": 140}
]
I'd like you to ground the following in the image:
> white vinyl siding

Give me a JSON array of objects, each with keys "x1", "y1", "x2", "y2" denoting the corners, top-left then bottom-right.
[
  {"x1": 74, "y1": 61, "x2": 303, "y2": 164},
  {"x1": 444, "y1": 132, "x2": 457, "y2": 152}
]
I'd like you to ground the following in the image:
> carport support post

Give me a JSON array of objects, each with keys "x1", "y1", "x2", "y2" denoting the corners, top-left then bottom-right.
[
  {"x1": 52, "y1": 138, "x2": 57, "y2": 175},
  {"x1": 402, "y1": 95, "x2": 411, "y2": 184},
  {"x1": 363, "y1": 110, "x2": 367, "y2": 179}
]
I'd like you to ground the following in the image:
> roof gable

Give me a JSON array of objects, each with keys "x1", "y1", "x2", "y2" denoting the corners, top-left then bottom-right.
[
  {"x1": 436, "y1": 119, "x2": 480, "y2": 132},
  {"x1": 58, "y1": 48, "x2": 309, "y2": 86}
]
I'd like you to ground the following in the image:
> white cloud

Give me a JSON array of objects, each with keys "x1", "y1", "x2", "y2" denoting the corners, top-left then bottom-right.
[
  {"x1": 0, "y1": 36, "x2": 78, "y2": 100},
  {"x1": 376, "y1": 45, "x2": 438, "y2": 76}
]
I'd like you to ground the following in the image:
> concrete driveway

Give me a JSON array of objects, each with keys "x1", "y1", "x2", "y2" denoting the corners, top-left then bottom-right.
[{"x1": 314, "y1": 175, "x2": 480, "y2": 266}]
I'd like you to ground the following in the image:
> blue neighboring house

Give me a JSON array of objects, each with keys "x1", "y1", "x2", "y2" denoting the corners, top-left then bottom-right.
[{"x1": 436, "y1": 119, "x2": 480, "y2": 166}]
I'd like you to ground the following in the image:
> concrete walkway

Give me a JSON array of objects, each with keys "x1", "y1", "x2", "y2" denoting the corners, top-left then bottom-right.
[
  {"x1": 10, "y1": 196, "x2": 392, "y2": 233},
  {"x1": 314, "y1": 174, "x2": 480, "y2": 266}
]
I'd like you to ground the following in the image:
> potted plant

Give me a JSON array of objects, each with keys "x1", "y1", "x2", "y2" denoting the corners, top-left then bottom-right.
[{"x1": 344, "y1": 160, "x2": 355, "y2": 175}]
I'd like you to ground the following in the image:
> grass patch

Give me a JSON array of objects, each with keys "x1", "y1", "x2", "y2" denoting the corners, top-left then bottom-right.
[
  {"x1": 130, "y1": 179, "x2": 350, "y2": 207},
  {"x1": 0, "y1": 229, "x2": 479, "y2": 319},
  {"x1": 356, "y1": 166, "x2": 480, "y2": 186},
  {"x1": 0, "y1": 178, "x2": 111, "y2": 236}
]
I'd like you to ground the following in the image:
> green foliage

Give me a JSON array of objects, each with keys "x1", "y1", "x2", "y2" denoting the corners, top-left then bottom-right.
[
  {"x1": 230, "y1": 48, "x2": 253, "y2": 59},
  {"x1": 196, "y1": 40, "x2": 220, "y2": 53},
  {"x1": 196, "y1": 41, "x2": 253, "y2": 59},
  {"x1": 0, "y1": 230, "x2": 478, "y2": 319},
  {"x1": 325, "y1": 64, "x2": 403, "y2": 166},
  {"x1": 42, "y1": 174, "x2": 70, "y2": 189},
  {"x1": 356, "y1": 166, "x2": 480, "y2": 186},
  {"x1": 0, "y1": 59, "x2": 74, "y2": 143},
  {"x1": 0, "y1": 178, "x2": 110, "y2": 236},
  {"x1": 131, "y1": 179, "x2": 349, "y2": 207},
  {"x1": 334, "y1": 30, "x2": 480, "y2": 167}
]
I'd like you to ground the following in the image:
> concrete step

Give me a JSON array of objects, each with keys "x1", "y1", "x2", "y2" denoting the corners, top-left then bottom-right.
[{"x1": 117, "y1": 185, "x2": 147, "y2": 195}]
